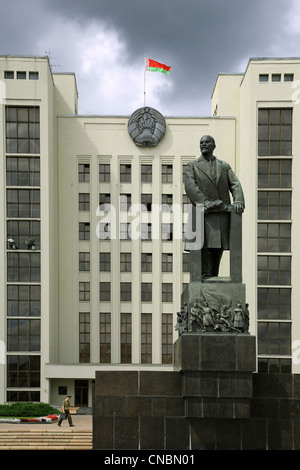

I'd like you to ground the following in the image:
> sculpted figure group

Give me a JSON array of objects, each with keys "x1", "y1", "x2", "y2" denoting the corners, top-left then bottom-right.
[{"x1": 175, "y1": 301, "x2": 249, "y2": 336}]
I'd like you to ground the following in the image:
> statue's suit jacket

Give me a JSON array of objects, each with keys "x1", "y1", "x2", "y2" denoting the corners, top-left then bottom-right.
[{"x1": 185, "y1": 155, "x2": 245, "y2": 249}]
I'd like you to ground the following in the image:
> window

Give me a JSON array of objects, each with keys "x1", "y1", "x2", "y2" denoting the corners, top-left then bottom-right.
[
  {"x1": 141, "y1": 194, "x2": 152, "y2": 211},
  {"x1": 99, "y1": 193, "x2": 111, "y2": 208},
  {"x1": 100, "y1": 313, "x2": 111, "y2": 363},
  {"x1": 161, "y1": 194, "x2": 173, "y2": 211},
  {"x1": 258, "y1": 108, "x2": 292, "y2": 156},
  {"x1": 257, "y1": 223, "x2": 291, "y2": 252},
  {"x1": 7, "y1": 220, "x2": 40, "y2": 250},
  {"x1": 120, "y1": 223, "x2": 131, "y2": 240},
  {"x1": 121, "y1": 313, "x2": 131, "y2": 363},
  {"x1": 258, "y1": 159, "x2": 291, "y2": 188},
  {"x1": 120, "y1": 252, "x2": 131, "y2": 272},
  {"x1": 258, "y1": 321, "x2": 291, "y2": 355},
  {"x1": 259, "y1": 74, "x2": 268, "y2": 82},
  {"x1": 29, "y1": 72, "x2": 39, "y2": 80},
  {"x1": 79, "y1": 313, "x2": 90, "y2": 363},
  {"x1": 162, "y1": 283, "x2": 173, "y2": 302},
  {"x1": 162, "y1": 223, "x2": 173, "y2": 241},
  {"x1": 4, "y1": 71, "x2": 14, "y2": 79},
  {"x1": 257, "y1": 255, "x2": 291, "y2": 285},
  {"x1": 182, "y1": 252, "x2": 190, "y2": 272},
  {"x1": 141, "y1": 164, "x2": 152, "y2": 183},
  {"x1": 162, "y1": 253, "x2": 173, "y2": 272},
  {"x1": 141, "y1": 223, "x2": 151, "y2": 240},
  {"x1": 141, "y1": 253, "x2": 152, "y2": 272},
  {"x1": 79, "y1": 193, "x2": 90, "y2": 211},
  {"x1": 78, "y1": 163, "x2": 90, "y2": 182},
  {"x1": 120, "y1": 194, "x2": 131, "y2": 211},
  {"x1": 6, "y1": 106, "x2": 40, "y2": 154},
  {"x1": 7, "y1": 252, "x2": 40, "y2": 282},
  {"x1": 6, "y1": 189, "x2": 40, "y2": 218},
  {"x1": 7, "y1": 319, "x2": 40, "y2": 352},
  {"x1": 121, "y1": 282, "x2": 132, "y2": 301},
  {"x1": 284, "y1": 74, "x2": 294, "y2": 82},
  {"x1": 79, "y1": 252, "x2": 90, "y2": 271},
  {"x1": 141, "y1": 313, "x2": 152, "y2": 363},
  {"x1": 120, "y1": 164, "x2": 131, "y2": 183},
  {"x1": 257, "y1": 357, "x2": 291, "y2": 374},
  {"x1": 99, "y1": 252, "x2": 111, "y2": 271},
  {"x1": 182, "y1": 164, "x2": 187, "y2": 182},
  {"x1": 6, "y1": 156, "x2": 40, "y2": 186},
  {"x1": 79, "y1": 222, "x2": 90, "y2": 240},
  {"x1": 17, "y1": 71, "x2": 26, "y2": 80},
  {"x1": 182, "y1": 194, "x2": 190, "y2": 212},
  {"x1": 257, "y1": 288, "x2": 291, "y2": 320},
  {"x1": 99, "y1": 163, "x2": 110, "y2": 182},
  {"x1": 7, "y1": 285, "x2": 41, "y2": 316},
  {"x1": 79, "y1": 282, "x2": 90, "y2": 301},
  {"x1": 162, "y1": 164, "x2": 173, "y2": 183},
  {"x1": 100, "y1": 282, "x2": 111, "y2": 301},
  {"x1": 162, "y1": 313, "x2": 173, "y2": 364},
  {"x1": 141, "y1": 283, "x2": 152, "y2": 302},
  {"x1": 7, "y1": 355, "x2": 40, "y2": 388},
  {"x1": 272, "y1": 74, "x2": 281, "y2": 82},
  {"x1": 258, "y1": 191, "x2": 291, "y2": 220}
]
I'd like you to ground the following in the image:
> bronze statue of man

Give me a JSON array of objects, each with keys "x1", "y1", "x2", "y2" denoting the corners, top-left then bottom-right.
[{"x1": 185, "y1": 135, "x2": 245, "y2": 279}]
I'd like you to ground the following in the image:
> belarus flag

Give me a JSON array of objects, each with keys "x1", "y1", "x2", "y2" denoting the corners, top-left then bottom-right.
[{"x1": 145, "y1": 58, "x2": 171, "y2": 75}]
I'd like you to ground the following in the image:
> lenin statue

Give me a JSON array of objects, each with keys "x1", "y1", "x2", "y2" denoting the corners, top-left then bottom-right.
[{"x1": 185, "y1": 135, "x2": 245, "y2": 280}]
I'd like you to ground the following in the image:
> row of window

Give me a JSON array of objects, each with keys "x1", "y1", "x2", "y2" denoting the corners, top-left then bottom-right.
[
  {"x1": 81, "y1": 163, "x2": 185, "y2": 184},
  {"x1": 259, "y1": 73, "x2": 294, "y2": 83},
  {"x1": 80, "y1": 281, "x2": 174, "y2": 302},
  {"x1": 80, "y1": 252, "x2": 190, "y2": 272},
  {"x1": 80, "y1": 193, "x2": 189, "y2": 211},
  {"x1": 257, "y1": 108, "x2": 292, "y2": 373},
  {"x1": 4, "y1": 70, "x2": 39, "y2": 80},
  {"x1": 80, "y1": 312, "x2": 173, "y2": 365}
]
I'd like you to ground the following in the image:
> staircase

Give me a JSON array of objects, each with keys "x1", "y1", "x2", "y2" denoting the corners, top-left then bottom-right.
[{"x1": 0, "y1": 429, "x2": 93, "y2": 450}]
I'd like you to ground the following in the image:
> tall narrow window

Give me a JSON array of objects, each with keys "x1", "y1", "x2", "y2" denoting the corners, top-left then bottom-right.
[
  {"x1": 162, "y1": 164, "x2": 173, "y2": 183},
  {"x1": 6, "y1": 106, "x2": 40, "y2": 154},
  {"x1": 79, "y1": 252, "x2": 90, "y2": 271},
  {"x1": 141, "y1": 313, "x2": 152, "y2": 363},
  {"x1": 79, "y1": 313, "x2": 90, "y2": 363},
  {"x1": 121, "y1": 313, "x2": 131, "y2": 363},
  {"x1": 99, "y1": 163, "x2": 110, "y2": 182},
  {"x1": 258, "y1": 108, "x2": 292, "y2": 156},
  {"x1": 257, "y1": 108, "x2": 292, "y2": 374},
  {"x1": 100, "y1": 313, "x2": 111, "y2": 363},
  {"x1": 141, "y1": 164, "x2": 152, "y2": 183},
  {"x1": 78, "y1": 163, "x2": 90, "y2": 182},
  {"x1": 120, "y1": 164, "x2": 131, "y2": 183},
  {"x1": 162, "y1": 313, "x2": 173, "y2": 364}
]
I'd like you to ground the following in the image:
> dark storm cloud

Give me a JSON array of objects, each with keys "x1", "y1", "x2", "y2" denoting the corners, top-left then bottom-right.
[{"x1": 0, "y1": 0, "x2": 299, "y2": 115}]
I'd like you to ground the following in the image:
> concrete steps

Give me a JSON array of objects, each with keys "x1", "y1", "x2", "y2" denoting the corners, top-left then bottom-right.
[{"x1": 0, "y1": 429, "x2": 93, "y2": 450}]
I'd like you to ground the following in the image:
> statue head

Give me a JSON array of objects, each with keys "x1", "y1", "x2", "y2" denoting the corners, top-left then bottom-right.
[{"x1": 200, "y1": 135, "x2": 216, "y2": 158}]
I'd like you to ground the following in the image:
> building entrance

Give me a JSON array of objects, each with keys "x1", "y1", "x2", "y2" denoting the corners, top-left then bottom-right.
[{"x1": 75, "y1": 380, "x2": 88, "y2": 407}]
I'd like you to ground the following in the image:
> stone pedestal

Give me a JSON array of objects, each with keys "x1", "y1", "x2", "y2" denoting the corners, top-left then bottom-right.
[{"x1": 174, "y1": 333, "x2": 256, "y2": 419}]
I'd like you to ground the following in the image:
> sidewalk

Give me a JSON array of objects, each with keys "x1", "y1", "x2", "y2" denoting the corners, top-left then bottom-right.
[{"x1": 0, "y1": 414, "x2": 92, "y2": 432}]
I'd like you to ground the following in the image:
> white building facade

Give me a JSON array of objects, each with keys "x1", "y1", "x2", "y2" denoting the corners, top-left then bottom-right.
[{"x1": 0, "y1": 55, "x2": 299, "y2": 407}]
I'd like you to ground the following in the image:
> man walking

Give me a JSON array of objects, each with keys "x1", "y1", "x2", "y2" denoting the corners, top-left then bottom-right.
[{"x1": 58, "y1": 395, "x2": 75, "y2": 427}]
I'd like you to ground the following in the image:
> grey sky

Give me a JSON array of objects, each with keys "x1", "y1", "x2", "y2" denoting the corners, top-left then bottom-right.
[{"x1": 1, "y1": 0, "x2": 300, "y2": 116}]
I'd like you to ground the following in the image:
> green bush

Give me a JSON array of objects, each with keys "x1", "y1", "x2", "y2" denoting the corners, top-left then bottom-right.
[{"x1": 0, "y1": 402, "x2": 59, "y2": 418}]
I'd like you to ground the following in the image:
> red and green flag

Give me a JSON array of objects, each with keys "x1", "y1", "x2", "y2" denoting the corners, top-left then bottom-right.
[{"x1": 145, "y1": 58, "x2": 171, "y2": 75}]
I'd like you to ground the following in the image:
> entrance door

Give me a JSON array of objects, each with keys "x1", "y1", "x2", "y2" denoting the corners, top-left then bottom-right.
[{"x1": 75, "y1": 380, "x2": 89, "y2": 407}]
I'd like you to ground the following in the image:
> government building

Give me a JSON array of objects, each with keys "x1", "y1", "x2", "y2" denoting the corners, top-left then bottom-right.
[{"x1": 0, "y1": 55, "x2": 299, "y2": 407}]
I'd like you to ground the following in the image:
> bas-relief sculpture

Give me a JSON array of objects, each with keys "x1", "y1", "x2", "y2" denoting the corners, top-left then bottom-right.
[
  {"x1": 128, "y1": 106, "x2": 166, "y2": 146},
  {"x1": 177, "y1": 135, "x2": 249, "y2": 335}
]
